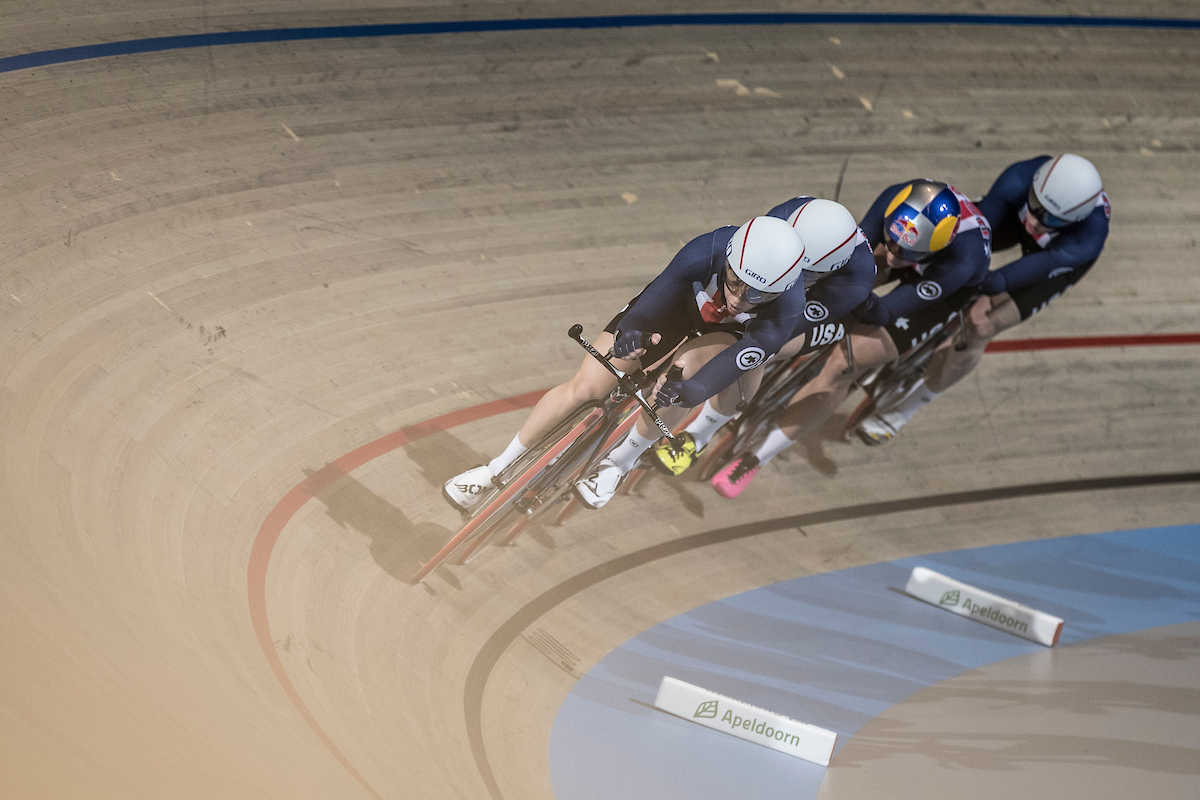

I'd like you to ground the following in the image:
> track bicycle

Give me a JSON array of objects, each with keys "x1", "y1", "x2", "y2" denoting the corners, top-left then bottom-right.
[
  {"x1": 841, "y1": 308, "x2": 968, "y2": 442},
  {"x1": 414, "y1": 325, "x2": 686, "y2": 583},
  {"x1": 692, "y1": 335, "x2": 851, "y2": 481}
]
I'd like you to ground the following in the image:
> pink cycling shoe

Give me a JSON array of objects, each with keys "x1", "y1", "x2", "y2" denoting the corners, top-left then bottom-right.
[{"x1": 711, "y1": 454, "x2": 760, "y2": 498}]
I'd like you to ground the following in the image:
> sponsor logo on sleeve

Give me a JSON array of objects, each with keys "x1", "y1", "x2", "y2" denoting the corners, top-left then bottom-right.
[
  {"x1": 940, "y1": 590, "x2": 961, "y2": 606},
  {"x1": 694, "y1": 701, "x2": 719, "y2": 719},
  {"x1": 804, "y1": 301, "x2": 829, "y2": 322},
  {"x1": 916, "y1": 280, "x2": 942, "y2": 300},
  {"x1": 736, "y1": 347, "x2": 766, "y2": 370}
]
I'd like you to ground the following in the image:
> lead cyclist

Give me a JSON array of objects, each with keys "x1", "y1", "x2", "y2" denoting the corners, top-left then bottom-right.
[
  {"x1": 855, "y1": 154, "x2": 1111, "y2": 443},
  {"x1": 443, "y1": 215, "x2": 808, "y2": 511},
  {"x1": 651, "y1": 197, "x2": 877, "y2": 476}
]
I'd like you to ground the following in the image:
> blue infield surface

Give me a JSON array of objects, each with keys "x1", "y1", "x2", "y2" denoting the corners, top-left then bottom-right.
[{"x1": 549, "y1": 525, "x2": 1200, "y2": 800}]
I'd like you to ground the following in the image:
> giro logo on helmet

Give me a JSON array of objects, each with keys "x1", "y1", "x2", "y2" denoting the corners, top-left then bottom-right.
[
  {"x1": 736, "y1": 347, "x2": 766, "y2": 370},
  {"x1": 804, "y1": 301, "x2": 830, "y2": 322},
  {"x1": 916, "y1": 281, "x2": 942, "y2": 300}
]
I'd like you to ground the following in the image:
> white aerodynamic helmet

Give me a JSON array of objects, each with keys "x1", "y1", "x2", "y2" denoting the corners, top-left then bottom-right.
[
  {"x1": 786, "y1": 198, "x2": 860, "y2": 273},
  {"x1": 1030, "y1": 154, "x2": 1103, "y2": 226},
  {"x1": 725, "y1": 215, "x2": 806, "y2": 301}
]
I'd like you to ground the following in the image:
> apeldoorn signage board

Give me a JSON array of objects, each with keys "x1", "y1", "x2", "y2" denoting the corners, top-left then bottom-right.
[
  {"x1": 653, "y1": 676, "x2": 837, "y2": 766},
  {"x1": 905, "y1": 566, "x2": 1064, "y2": 646}
]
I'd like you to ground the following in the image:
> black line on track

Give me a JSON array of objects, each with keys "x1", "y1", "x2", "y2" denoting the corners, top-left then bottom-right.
[
  {"x1": 834, "y1": 155, "x2": 851, "y2": 203},
  {"x1": 464, "y1": 470, "x2": 1200, "y2": 800}
]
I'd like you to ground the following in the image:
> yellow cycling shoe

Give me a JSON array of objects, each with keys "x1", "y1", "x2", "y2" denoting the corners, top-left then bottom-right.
[{"x1": 653, "y1": 432, "x2": 697, "y2": 476}]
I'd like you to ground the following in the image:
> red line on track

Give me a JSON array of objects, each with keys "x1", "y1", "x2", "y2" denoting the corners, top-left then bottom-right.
[
  {"x1": 246, "y1": 390, "x2": 545, "y2": 798},
  {"x1": 247, "y1": 331, "x2": 1199, "y2": 795},
  {"x1": 986, "y1": 332, "x2": 1200, "y2": 352}
]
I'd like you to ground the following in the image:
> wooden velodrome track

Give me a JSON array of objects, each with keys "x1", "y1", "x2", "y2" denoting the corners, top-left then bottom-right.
[{"x1": 2, "y1": 2, "x2": 1198, "y2": 798}]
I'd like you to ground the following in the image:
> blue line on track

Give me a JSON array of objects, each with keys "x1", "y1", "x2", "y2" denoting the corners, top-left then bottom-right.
[{"x1": 3, "y1": 13, "x2": 1199, "y2": 75}]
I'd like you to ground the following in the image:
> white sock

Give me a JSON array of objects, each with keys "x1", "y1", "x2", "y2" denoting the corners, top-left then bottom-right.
[
  {"x1": 487, "y1": 434, "x2": 528, "y2": 475},
  {"x1": 753, "y1": 427, "x2": 797, "y2": 466},
  {"x1": 608, "y1": 427, "x2": 660, "y2": 472},
  {"x1": 879, "y1": 379, "x2": 940, "y2": 430},
  {"x1": 683, "y1": 400, "x2": 735, "y2": 450}
]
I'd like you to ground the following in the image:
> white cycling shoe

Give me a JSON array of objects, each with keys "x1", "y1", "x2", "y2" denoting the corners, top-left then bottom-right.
[
  {"x1": 443, "y1": 464, "x2": 496, "y2": 511},
  {"x1": 856, "y1": 413, "x2": 903, "y2": 445},
  {"x1": 573, "y1": 458, "x2": 624, "y2": 509}
]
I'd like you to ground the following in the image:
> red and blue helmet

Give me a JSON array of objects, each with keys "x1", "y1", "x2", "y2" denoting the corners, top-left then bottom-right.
[{"x1": 883, "y1": 180, "x2": 961, "y2": 262}]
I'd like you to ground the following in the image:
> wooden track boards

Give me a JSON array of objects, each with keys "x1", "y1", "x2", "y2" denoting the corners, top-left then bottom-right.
[{"x1": 2, "y1": 4, "x2": 1199, "y2": 799}]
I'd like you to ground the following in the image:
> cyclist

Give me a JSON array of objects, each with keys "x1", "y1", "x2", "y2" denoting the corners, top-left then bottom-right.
[
  {"x1": 711, "y1": 179, "x2": 992, "y2": 498},
  {"x1": 855, "y1": 154, "x2": 1110, "y2": 443},
  {"x1": 652, "y1": 197, "x2": 877, "y2": 475},
  {"x1": 443, "y1": 215, "x2": 807, "y2": 511}
]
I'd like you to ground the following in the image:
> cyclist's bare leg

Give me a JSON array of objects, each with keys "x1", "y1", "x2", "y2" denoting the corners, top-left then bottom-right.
[
  {"x1": 635, "y1": 332, "x2": 739, "y2": 437},
  {"x1": 711, "y1": 326, "x2": 896, "y2": 496},
  {"x1": 775, "y1": 325, "x2": 898, "y2": 440},
  {"x1": 444, "y1": 330, "x2": 642, "y2": 510},
  {"x1": 518, "y1": 331, "x2": 639, "y2": 446},
  {"x1": 577, "y1": 332, "x2": 735, "y2": 508},
  {"x1": 925, "y1": 294, "x2": 1021, "y2": 392},
  {"x1": 772, "y1": 332, "x2": 808, "y2": 362}
]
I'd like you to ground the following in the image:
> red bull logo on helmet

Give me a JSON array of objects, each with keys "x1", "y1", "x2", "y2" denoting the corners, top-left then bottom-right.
[{"x1": 889, "y1": 216, "x2": 921, "y2": 248}]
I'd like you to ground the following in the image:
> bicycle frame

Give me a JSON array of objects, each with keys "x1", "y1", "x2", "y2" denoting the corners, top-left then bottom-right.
[
  {"x1": 696, "y1": 339, "x2": 844, "y2": 480},
  {"x1": 842, "y1": 309, "x2": 967, "y2": 438},
  {"x1": 414, "y1": 325, "x2": 686, "y2": 582}
]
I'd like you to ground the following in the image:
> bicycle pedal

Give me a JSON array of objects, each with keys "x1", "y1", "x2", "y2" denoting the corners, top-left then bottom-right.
[
  {"x1": 652, "y1": 432, "x2": 697, "y2": 476},
  {"x1": 441, "y1": 484, "x2": 477, "y2": 518}
]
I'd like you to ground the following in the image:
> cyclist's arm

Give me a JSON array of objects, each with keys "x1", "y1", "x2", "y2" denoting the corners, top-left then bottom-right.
[
  {"x1": 678, "y1": 313, "x2": 800, "y2": 405},
  {"x1": 617, "y1": 229, "x2": 729, "y2": 334},
  {"x1": 873, "y1": 234, "x2": 990, "y2": 326},
  {"x1": 982, "y1": 210, "x2": 1108, "y2": 295},
  {"x1": 788, "y1": 242, "x2": 876, "y2": 338},
  {"x1": 855, "y1": 293, "x2": 889, "y2": 326},
  {"x1": 976, "y1": 156, "x2": 1050, "y2": 229}
]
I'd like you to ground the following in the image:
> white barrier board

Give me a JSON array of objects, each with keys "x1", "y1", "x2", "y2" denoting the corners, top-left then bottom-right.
[
  {"x1": 653, "y1": 676, "x2": 837, "y2": 766},
  {"x1": 905, "y1": 566, "x2": 1064, "y2": 646}
]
